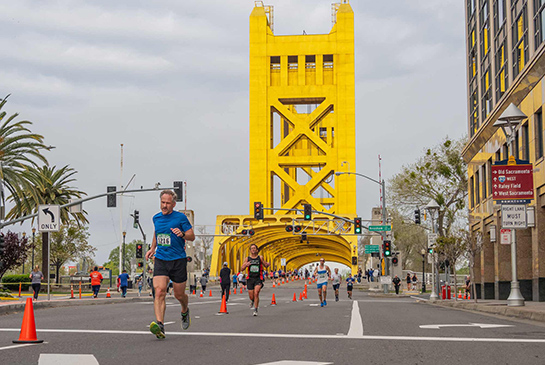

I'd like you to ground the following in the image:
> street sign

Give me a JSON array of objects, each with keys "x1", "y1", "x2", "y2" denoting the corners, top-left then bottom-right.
[
  {"x1": 280, "y1": 258, "x2": 286, "y2": 266},
  {"x1": 500, "y1": 229, "x2": 511, "y2": 244},
  {"x1": 38, "y1": 205, "x2": 60, "y2": 232},
  {"x1": 379, "y1": 276, "x2": 392, "y2": 284},
  {"x1": 501, "y1": 204, "x2": 527, "y2": 229},
  {"x1": 364, "y1": 245, "x2": 380, "y2": 254},
  {"x1": 427, "y1": 233, "x2": 438, "y2": 247},
  {"x1": 492, "y1": 163, "x2": 534, "y2": 201},
  {"x1": 368, "y1": 225, "x2": 391, "y2": 232}
]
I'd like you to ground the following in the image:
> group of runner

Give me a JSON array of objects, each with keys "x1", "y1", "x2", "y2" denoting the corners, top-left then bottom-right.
[{"x1": 144, "y1": 189, "x2": 357, "y2": 339}]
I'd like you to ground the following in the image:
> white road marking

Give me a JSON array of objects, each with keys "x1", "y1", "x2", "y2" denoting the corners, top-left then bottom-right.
[
  {"x1": 255, "y1": 361, "x2": 333, "y2": 365},
  {"x1": 420, "y1": 323, "x2": 514, "y2": 329},
  {"x1": 347, "y1": 301, "x2": 363, "y2": 338},
  {"x1": 0, "y1": 343, "x2": 40, "y2": 351},
  {"x1": 164, "y1": 321, "x2": 176, "y2": 325},
  {"x1": 1, "y1": 328, "x2": 541, "y2": 343},
  {"x1": 39, "y1": 354, "x2": 99, "y2": 365},
  {"x1": 309, "y1": 304, "x2": 320, "y2": 307},
  {"x1": 411, "y1": 296, "x2": 427, "y2": 301}
]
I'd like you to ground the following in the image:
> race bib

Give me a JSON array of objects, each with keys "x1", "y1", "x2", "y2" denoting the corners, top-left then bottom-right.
[
  {"x1": 250, "y1": 265, "x2": 260, "y2": 273},
  {"x1": 157, "y1": 234, "x2": 171, "y2": 246},
  {"x1": 318, "y1": 273, "x2": 327, "y2": 280}
]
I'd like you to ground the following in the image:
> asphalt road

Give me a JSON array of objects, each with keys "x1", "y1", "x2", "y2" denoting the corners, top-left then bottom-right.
[{"x1": 2, "y1": 281, "x2": 545, "y2": 364}]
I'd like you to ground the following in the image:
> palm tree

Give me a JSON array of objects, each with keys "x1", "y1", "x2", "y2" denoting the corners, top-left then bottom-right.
[
  {"x1": 6, "y1": 165, "x2": 88, "y2": 225},
  {"x1": 0, "y1": 95, "x2": 50, "y2": 207}
]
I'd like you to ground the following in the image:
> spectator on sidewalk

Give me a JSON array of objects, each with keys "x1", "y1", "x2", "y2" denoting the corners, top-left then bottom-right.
[
  {"x1": 406, "y1": 273, "x2": 412, "y2": 291},
  {"x1": 118, "y1": 270, "x2": 129, "y2": 298},
  {"x1": 411, "y1": 273, "x2": 418, "y2": 291},
  {"x1": 90, "y1": 267, "x2": 103, "y2": 298},
  {"x1": 369, "y1": 268, "x2": 374, "y2": 282},
  {"x1": 393, "y1": 275, "x2": 401, "y2": 295},
  {"x1": 219, "y1": 262, "x2": 231, "y2": 302},
  {"x1": 29, "y1": 265, "x2": 43, "y2": 301},
  {"x1": 465, "y1": 276, "x2": 471, "y2": 298},
  {"x1": 137, "y1": 277, "x2": 143, "y2": 296}
]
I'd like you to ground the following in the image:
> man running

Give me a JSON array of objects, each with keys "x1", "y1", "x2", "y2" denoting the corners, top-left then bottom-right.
[
  {"x1": 146, "y1": 189, "x2": 195, "y2": 339},
  {"x1": 331, "y1": 267, "x2": 341, "y2": 302},
  {"x1": 313, "y1": 258, "x2": 331, "y2": 307},
  {"x1": 346, "y1": 273, "x2": 355, "y2": 299},
  {"x1": 241, "y1": 244, "x2": 270, "y2": 316}
]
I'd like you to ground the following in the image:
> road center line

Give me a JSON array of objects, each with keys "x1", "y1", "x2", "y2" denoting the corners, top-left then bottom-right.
[
  {"x1": 1, "y1": 328, "x2": 543, "y2": 343},
  {"x1": 0, "y1": 343, "x2": 40, "y2": 351},
  {"x1": 347, "y1": 301, "x2": 363, "y2": 337}
]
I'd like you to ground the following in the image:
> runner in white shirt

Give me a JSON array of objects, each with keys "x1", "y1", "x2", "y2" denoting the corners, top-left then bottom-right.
[
  {"x1": 313, "y1": 258, "x2": 331, "y2": 307},
  {"x1": 330, "y1": 268, "x2": 341, "y2": 302}
]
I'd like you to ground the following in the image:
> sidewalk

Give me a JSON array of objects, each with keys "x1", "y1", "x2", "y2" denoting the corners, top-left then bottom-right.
[{"x1": 420, "y1": 298, "x2": 545, "y2": 323}]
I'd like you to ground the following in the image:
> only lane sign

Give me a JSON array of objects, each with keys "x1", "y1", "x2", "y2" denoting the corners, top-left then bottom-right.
[{"x1": 38, "y1": 204, "x2": 60, "y2": 232}]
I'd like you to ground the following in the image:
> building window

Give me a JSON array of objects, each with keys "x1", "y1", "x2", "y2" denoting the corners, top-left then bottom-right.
[
  {"x1": 535, "y1": 0, "x2": 545, "y2": 48},
  {"x1": 481, "y1": 1, "x2": 490, "y2": 56},
  {"x1": 481, "y1": 164, "x2": 487, "y2": 199},
  {"x1": 522, "y1": 122, "x2": 530, "y2": 160},
  {"x1": 512, "y1": 6, "x2": 528, "y2": 78},
  {"x1": 470, "y1": 88, "x2": 479, "y2": 136},
  {"x1": 495, "y1": 40, "x2": 508, "y2": 100},
  {"x1": 487, "y1": 158, "x2": 493, "y2": 197},
  {"x1": 513, "y1": 130, "x2": 520, "y2": 159},
  {"x1": 536, "y1": 110, "x2": 544, "y2": 159},
  {"x1": 470, "y1": 175, "x2": 475, "y2": 208},
  {"x1": 496, "y1": 150, "x2": 501, "y2": 162},
  {"x1": 481, "y1": 68, "x2": 492, "y2": 118},
  {"x1": 468, "y1": 0, "x2": 476, "y2": 18},
  {"x1": 494, "y1": 0, "x2": 507, "y2": 33},
  {"x1": 503, "y1": 143, "x2": 509, "y2": 160},
  {"x1": 475, "y1": 170, "x2": 481, "y2": 204}
]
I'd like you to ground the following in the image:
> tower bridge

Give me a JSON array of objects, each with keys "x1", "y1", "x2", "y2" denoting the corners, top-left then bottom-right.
[{"x1": 210, "y1": 0, "x2": 358, "y2": 276}]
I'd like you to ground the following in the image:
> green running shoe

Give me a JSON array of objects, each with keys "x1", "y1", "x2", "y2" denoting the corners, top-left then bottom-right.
[
  {"x1": 150, "y1": 321, "x2": 165, "y2": 339},
  {"x1": 181, "y1": 308, "x2": 190, "y2": 330}
]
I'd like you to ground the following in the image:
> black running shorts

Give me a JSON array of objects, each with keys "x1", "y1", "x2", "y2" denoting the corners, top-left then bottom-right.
[
  {"x1": 333, "y1": 284, "x2": 340, "y2": 290},
  {"x1": 153, "y1": 257, "x2": 187, "y2": 283},
  {"x1": 247, "y1": 277, "x2": 263, "y2": 290}
]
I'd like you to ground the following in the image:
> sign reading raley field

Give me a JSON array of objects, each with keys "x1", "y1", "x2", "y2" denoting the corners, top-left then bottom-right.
[{"x1": 491, "y1": 161, "x2": 534, "y2": 203}]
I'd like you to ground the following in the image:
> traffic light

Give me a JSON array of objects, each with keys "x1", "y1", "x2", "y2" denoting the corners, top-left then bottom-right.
[
  {"x1": 173, "y1": 181, "x2": 183, "y2": 202},
  {"x1": 136, "y1": 243, "x2": 143, "y2": 259},
  {"x1": 133, "y1": 210, "x2": 140, "y2": 229},
  {"x1": 392, "y1": 256, "x2": 399, "y2": 265},
  {"x1": 351, "y1": 256, "x2": 358, "y2": 265},
  {"x1": 107, "y1": 186, "x2": 116, "y2": 207},
  {"x1": 293, "y1": 225, "x2": 302, "y2": 233},
  {"x1": 353, "y1": 217, "x2": 362, "y2": 234},
  {"x1": 428, "y1": 246, "x2": 433, "y2": 254},
  {"x1": 254, "y1": 202, "x2": 264, "y2": 220},
  {"x1": 248, "y1": 229, "x2": 255, "y2": 236},
  {"x1": 0, "y1": 234, "x2": 5, "y2": 256},
  {"x1": 285, "y1": 225, "x2": 294, "y2": 233},
  {"x1": 383, "y1": 240, "x2": 391, "y2": 257},
  {"x1": 137, "y1": 262, "x2": 143, "y2": 268},
  {"x1": 414, "y1": 209, "x2": 421, "y2": 224},
  {"x1": 303, "y1": 204, "x2": 312, "y2": 220}
]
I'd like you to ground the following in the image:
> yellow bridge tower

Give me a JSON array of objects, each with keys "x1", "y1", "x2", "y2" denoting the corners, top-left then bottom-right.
[{"x1": 210, "y1": 1, "x2": 358, "y2": 276}]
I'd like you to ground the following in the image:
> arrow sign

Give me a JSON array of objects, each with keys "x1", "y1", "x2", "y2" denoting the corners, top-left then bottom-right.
[
  {"x1": 43, "y1": 208, "x2": 55, "y2": 222},
  {"x1": 38, "y1": 205, "x2": 60, "y2": 232},
  {"x1": 419, "y1": 323, "x2": 514, "y2": 329}
]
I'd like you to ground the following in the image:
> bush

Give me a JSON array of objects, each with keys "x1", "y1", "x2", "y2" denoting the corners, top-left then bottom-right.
[{"x1": 1, "y1": 274, "x2": 31, "y2": 291}]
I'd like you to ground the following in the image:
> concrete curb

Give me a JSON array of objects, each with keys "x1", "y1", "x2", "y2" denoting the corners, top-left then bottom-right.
[
  {"x1": 0, "y1": 296, "x2": 154, "y2": 316},
  {"x1": 420, "y1": 299, "x2": 545, "y2": 323}
]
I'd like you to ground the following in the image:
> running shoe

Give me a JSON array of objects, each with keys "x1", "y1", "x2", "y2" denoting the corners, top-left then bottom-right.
[
  {"x1": 335, "y1": 296, "x2": 339, "y2": 302},
  {"x1": 150, "y1": 321, "x2": 165, "y2": 339},
  {"x1": 320, "y1": 301, "x2": 324, "y2": 307},
  {"x1": 249, "y1": 301, "x2": 254, "y2": 309},
  {"x1": 323, "y1": 300, "x2": 327, "y2": 306},
  {"x1": 181, "y1": 308, "x2": 191, "y2": 330},
  {"x1": 253, "y1": 308, "x2": 258, "y2": 316}
]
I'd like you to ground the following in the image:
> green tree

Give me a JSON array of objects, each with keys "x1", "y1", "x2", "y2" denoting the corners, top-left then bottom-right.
[
  {"x1": 33, "y1": 222, "x2": 96, "y2": 283},
  {"x1": 0, "y1": 231, "x2": 29, "y2": 280},
  {"x1": 0, "y1": 95, "x2": 50, "y2": 209},
  {"x1": 389, "y1": 209, "x2": 428, "y2": 271},
  {"x1": 103, "y1": 240, "x2": 140, "y2": 276},
  {"x1": 388, "y1": 136, "x2": 468, "y2": 237}
]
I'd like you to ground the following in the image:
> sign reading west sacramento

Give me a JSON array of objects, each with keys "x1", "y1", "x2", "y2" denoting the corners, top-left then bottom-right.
[{"x1": 491, "y1": 163, "x2": 534, "y2": 201}]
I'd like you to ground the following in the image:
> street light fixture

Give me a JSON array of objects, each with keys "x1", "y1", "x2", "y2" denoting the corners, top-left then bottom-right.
[
  {"x1": 421, "y1": 249, "x2": 426, "y2": 293},
  {"x1": 424, "y1": 199, "x2": 440, "y2": 301},
  {"x1": 493, "y1": 102, "x2": 527, "y2": 307},
  {"x1": 31, "y1": 228, "x2": 36, "y2": 269}
]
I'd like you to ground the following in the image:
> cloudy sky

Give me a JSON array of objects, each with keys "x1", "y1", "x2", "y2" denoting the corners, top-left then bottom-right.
[{"x1": 0, "y1": 0, "x2": 467, "y2": 266}]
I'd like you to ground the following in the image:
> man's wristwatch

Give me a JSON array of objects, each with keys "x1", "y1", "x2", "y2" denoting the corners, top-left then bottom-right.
[{"x1": 181, "y1": 231, "x2": 186, "y2": 238}]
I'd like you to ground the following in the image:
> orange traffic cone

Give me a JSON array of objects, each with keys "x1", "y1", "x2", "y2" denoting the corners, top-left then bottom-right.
[
  {"x1": 458, "y1": 290, "x2": 462, "y2": 299},
  {"x1": 106, "y1": 288, "x2": 111, "y2": 298},
  {"x1": 468, "y1": 293, "x2": 471, "y2": 300},
  {"x1": 463, "y1": 292, "x2": 467, "y2": 299},
  {"x1": 192, "y1": 290, "x2": 196, "y2": 295},
  {"x1": 271, "y1": 293, "x2": 277, "y2": 306},
  {"x1": 13, "y1": 298, "x2": 43, "y2": 343},
  {"x1": 292, "y1": 292, "x2": 297, "y2": 302},
  {"x1": 200, "y1": 291, "x2": 204, "y2": 297},
  {"x1": 272, "y1": 282, "x2": 276, "y2": 288},
  {"x1": 219, "y1": 294, "x2": 228, "y2": 314},
  {"x1": 240, "y1": 288, "x2": 243, "y2": 294},
  {"x1": 304, "y1": 290, "x2": 308, "y2": 299},
  {"x1": 209, "y1": 290, "x2": 212, "y2": 297},
  {"x1": 299, "y1": 292, "x2": 303, "y2": 301},
  {"x1": 70, "y1": 284, "x2": 75, "y2": 299}
]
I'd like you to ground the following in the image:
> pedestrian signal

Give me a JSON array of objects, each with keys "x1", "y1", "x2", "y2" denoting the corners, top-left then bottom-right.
[
  {"x1": 351, "y1": 256, "x2": 357, "y2": 265},
  {"x1": 254, "y1": 202, "x2": 264, "y2": 220},
  {"x1": 173, "y1": 181, "x2": 183, "y2": 202},
  {"x1": 414, "y1": 209, "x2": 421, "y2": 224},
  {"x1": 353, "y1": 217, "x2": 362, "y2": 234},
  {"x1": 137, "y1": 262, "x2": 143, "y2": 268},
  {"x1": 392, "y1": 257, "x2": 399, "y2": 265},
  {"x1": 136, "y1": 243, "x2": 143, "y2": 258},
  {"x1": 303, "y1": 204, "x2": 312, "y2": 220}
]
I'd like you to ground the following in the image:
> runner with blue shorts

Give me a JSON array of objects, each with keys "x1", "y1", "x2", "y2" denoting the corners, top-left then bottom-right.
[{"x1": 313, "y1": 258, "x2": 331, "y2": 307}]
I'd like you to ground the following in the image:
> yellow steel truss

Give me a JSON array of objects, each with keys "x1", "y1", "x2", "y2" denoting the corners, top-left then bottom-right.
[{"x1": 210, "y1": 1, "x2": 357, "y2": 276}]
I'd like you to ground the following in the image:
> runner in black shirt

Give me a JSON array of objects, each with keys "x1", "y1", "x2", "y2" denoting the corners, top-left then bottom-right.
[{"x1": 241, "y1": 244, "x2": 270, "y2": 316}]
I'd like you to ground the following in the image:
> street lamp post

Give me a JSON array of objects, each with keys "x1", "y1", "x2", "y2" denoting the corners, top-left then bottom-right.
[
  {"x1": 424, "y1": 199, "x2": 440, "y2": 301},
  {"x1": 421, "y1": 249, "x2": 426, "y2": 293},
  {"x1": 493, "y1": 102, "x2": 527, "y2": 307},
  {"x1": 122, "y1": 231, "x2": 127, "y2": 272},
  {"x1": 21, "y1": 232, "x2": 26, "y2": 274},
  {"x1": 335, "y1": 171, "x2": 388, "y2": 293}
]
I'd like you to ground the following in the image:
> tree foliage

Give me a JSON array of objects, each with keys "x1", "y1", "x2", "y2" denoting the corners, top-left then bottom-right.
[
  {"x1": 388, "y1": 136, "x2": 468, "y2": 237},
  {"x1": 0, "y1": 231, "x2": 29, "y2": 280},
  {"x1": 389, "y1": 209, "x2": 428, "y2": 271},
  {"x1": 103, "y1": 240, "x2": 139, "y2": 276}
]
